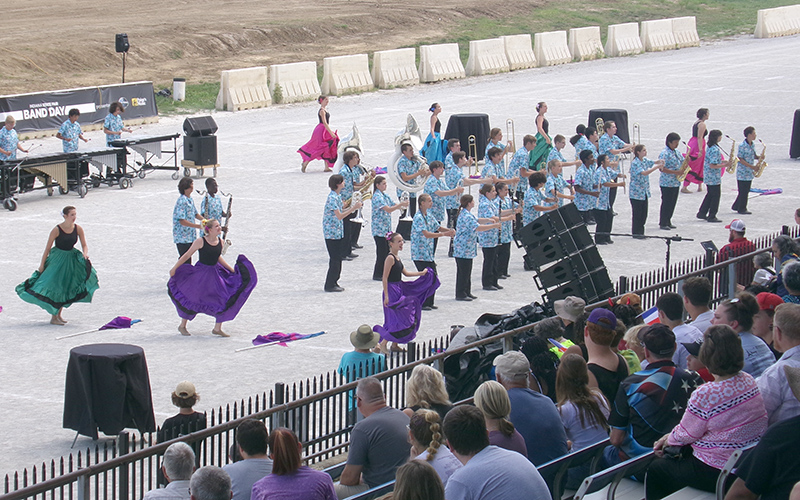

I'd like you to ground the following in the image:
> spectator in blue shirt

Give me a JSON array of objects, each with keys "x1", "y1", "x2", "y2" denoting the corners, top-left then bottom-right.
[
  {"x1": 338, "y1": 325, "x2": 386, "y2": 418},
  {"x1": 711, "y1": 293, "x2": 776, "y2": 377}
]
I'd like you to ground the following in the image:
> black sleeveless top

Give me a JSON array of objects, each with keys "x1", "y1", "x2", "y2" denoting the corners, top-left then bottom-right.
[
  {"x1": 540, "y1": 117, "x2": 550, "y2": 135},
  {"x1": 198, "y1": 237, "x2": 222, "y2": 265},
  {"x1": 388, "y1": 255, "x2": 403, "y2": 282},
  {"x1": 318, "y1": 109, "x2": 330, "y2": 124},
  {"x1": 588, "y1": 354, "x2": 628, "y2": 404},
  {"x1": 433, "y1": 118, "x2": 441, "y2": 134},
  {"x1": 692, "y1": 120, "x2": 708, "y2": 139},
  {"x1": 55, "y1": 225, "x2": 78, "y2": 250}
]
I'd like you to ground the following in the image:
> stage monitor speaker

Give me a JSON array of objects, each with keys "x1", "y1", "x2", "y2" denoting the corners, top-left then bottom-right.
[
  {"x1": 535, "y1": 255, "x2": 590, "y2": 289},
  {"x1": 115, "y1": 34, "x2": 130, "y2": 53},
  {"x1": 588, "y1": 109, "x2": 629, "y2": 143},
  {"x1": 589, "y1": 268, "x2": 615, "y2": 299},
  {"x1": 579, "y1": 246, "x2": 605, "y2": 271},
  {"x1": 545, "y1": 268, "x2": 614, "y2": 305},
  {"x1": 517, "y1": 217, "x2": 553, "y2": 248},
  {"x1": 183, "y1": 116, "x2": 218, "y2": 137},
  {"x1": 791, "y1": 109, "x2": 800, "y2": 159},
  {"x1": 524, "y1": 225, "x2": 594, "y2": 269},
  {"x1": 184, "y1": 136, "x2": 217, "y2": 165},
  {"x1": 548, "y1": 204, "x2": 584, "y2": 233}
]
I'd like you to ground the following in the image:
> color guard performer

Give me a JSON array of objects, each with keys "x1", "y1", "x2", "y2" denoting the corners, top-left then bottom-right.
[
  {"x1": 696, "y1": 130, "x2": 730, "y2": 224},
  {"x1": 411, "y1": 193, "x2": 454, "y2": 310},
  {"x1": 421, "y1": 103, "x2": 446, "y2": 163},
  {"x1": 323, "y1": 174, "x2": 362, "y2": 292},
  {"x1": 299, "y1": 95, "x2": 338, "y2": 172},
  {"x1": 683, "y1": 108, "x2": 709, "y2": 193},
  {"x1": 370, "y1": 175, "x2": 408, "y2": 281},
  {"x1": 732, "y1": 126, "x2": 760, "y2": 215},
  {"x1": 629, "y1": 145, "x2": 664, "y2": 237},
  {"x1": 658, "y1": 133, "x2": 683, "y2": 230},
  {"x1": 528, "y1": 102, "x2": 552, "y2": 171}
]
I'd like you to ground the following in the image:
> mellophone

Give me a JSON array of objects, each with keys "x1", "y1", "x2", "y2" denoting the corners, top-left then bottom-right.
[{"x1": 110, "y1": 133, "x2": 181, "y2": 180}]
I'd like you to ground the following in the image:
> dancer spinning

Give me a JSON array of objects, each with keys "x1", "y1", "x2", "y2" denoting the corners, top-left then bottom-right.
[
  {"x1": 374, "y1": 232, "x2": 440, "y2": 353},
  {"x1": 683, "y1": 108, "x2": 709, "y2": 193},
  {"x1": 298, "y1": 96, "x2": 338, "y2": 173},
  {"x1": 421, "y1": 103, "x2": 446, "y2": 163},
  {"x1": 16, "y1": 206, "x2": 99, "y2": 325},
  {"x1": 168, "y1": 219, "x2": 257, "y2": 337}
]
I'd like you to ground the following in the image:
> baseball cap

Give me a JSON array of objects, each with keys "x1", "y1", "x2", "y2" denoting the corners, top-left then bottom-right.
[
  {"x1": 638, "y1": 323, "x2": 676, "y2": 356},
  {"x1": 587, "y1": 308, "x2": 616, "y2": 330},
  {"x1": 173, "y1": 381, "x2": 197, "y2": 399},
  {"x1": 682, "y1": 339, "x2": 703, "y2": 357},
  {"x1": 554, "y1": 296, "x2": 586, "y2": 322},
  {"x1": 493, "y1": 351, "x2": 530, "y2": 379},
  {"x1": 725, "y1": 219, "x2": 746, "y2": 232},
  {"x1": 756, "y1": 292, "x2": 784, "y2": 312}
]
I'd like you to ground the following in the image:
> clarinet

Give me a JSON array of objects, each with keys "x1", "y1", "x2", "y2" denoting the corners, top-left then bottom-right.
[{"x1": 221, "y1": 195, "x2": 233, "y2": 255}]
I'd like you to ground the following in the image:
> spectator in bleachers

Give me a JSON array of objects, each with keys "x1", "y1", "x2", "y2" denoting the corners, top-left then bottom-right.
[
  {"x1": 772, "y1": 235, "x2": 799, "y2": 297},
  {"x1": 519, "y1": 336, "x2": 560, "y2": 401},
  {"x1": 335, "y1": 377, "x2": 409, "y2": 499},
  {"x1": 751, "y1": 252, "x2": 776, "y2": 288},
  {"x1": 555, "y1": 354, "x2": 610, "y2": 489},
  {"x1": 757, "y1": 303, "x2": 800, "y2": 425},
  {"x1": 473, "y1": 380, "x2": 527, "y2": 457},
  {"x1": 622, "y1": 325, "x2": 648, "y2": 369},
  {"x1": 392, "y1": 460, "x2": 444, "y2": 500},
  {"x1": 753, "y1": 292, "x2": 784, "y2": 359},
  {"x1": 554, "y1": 296, "x2": 586, "y2": 343},
  {"x1": 681, "y1": 340, "x2": 714, "y2": 382},
  {"x1": 157, "y1": 381, "x2": 207, "y2": 486},
  {"x1": 402, "y1": 364, "x2": 452, "y2": 420},
  {"x1": 407, "y1": 409, "x2": 462, "y2": 487},
  {"x1": 338, "y1": 325, "x2": 386, "y2": 422},
  {"x1": 683, "y1": 277, "x2": 714, "y2": 334},
  {"x1": 583, "y1": 309, "x2": 629, "y2": 404},
  {"x1": 564, "y1": 311, "x2": 592, "y2": 360},
  {"x1": 223, "y1": 419, "x2": 273, "y2": 500},
  {"x1": 144, "y1": 442, "x2": 195, "y2": 500},
  {"x1": 716, "y1": 219, "x2": 757, "y2": 288},
  {"x1": 647, "y1": 325, "x2": 768, "y2": 500},
  {"x1": 442, "y1": 405, "x2": 550, "y2": 500},
  {"x1": 534, "y1": 316, "x2": 571, "y2": 358},
  {"x1": 250, "y1": 428, "x2": 336, "y2": 500},
  {"x1": 190, "y1": 467, "x2": 231, "y2": 500},
  {"x1": 726, "y1": 366, "x2": 800, "y2": 500},
  {"x1": 613, "y1": 319, "x2": 642, "y2": 374},
  {"x1": 656, "y1": 292, "x2": 704, "y2": 370},
  {"x1": 711, "y1": 293, "x2": 775, "y2": 377},
  {"x1": 605, "y1": 324, "x2": 702, "y2": 468},
  {"x1": 493, "y1": 351, "x2": 568, "y2": 465},
  {"x1": 782, "y1": 261, "x2": 800, "y2": 303}
]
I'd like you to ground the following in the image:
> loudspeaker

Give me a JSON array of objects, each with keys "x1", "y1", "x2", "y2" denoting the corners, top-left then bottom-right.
[
  {"x1": 183, "y1": 116, "x2": 218, "y2": 137},
  {"x1": 536, "y1": 256, "x2": 590, "y2": 289},
  {"x1": 524, "y1": 225, "x2": 594, "y2": 269},
  {"x1": 588, "y1": 109, "x2": 629, "y2": 143},
  {"x1": 791, "y1": 109, "x2": 800, "y2": 159},
  {"x1": 545, "y1": 268, "x2": 614, "y2": 304},
  {"x1": 516, "y1": 204, "x2": 584, "y2": 248},
  {"x1": 115, "y1": 34, "x2": 130, "y2": 53},
  {"x1": 184, "y1": 136, "x2": 217, "y2": 165},
  {"x1": 548, "y1": 204, "x2": 584, "y2": 233},
  {"x1": 517, "y1": 217, "x2": 553, "y2": 248}
]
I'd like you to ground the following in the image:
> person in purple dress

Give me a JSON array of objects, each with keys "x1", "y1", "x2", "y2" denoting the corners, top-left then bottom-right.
[
  {"x1": 374, "y1": 232, "x2": 440, "y2": 353},
  {"x1": 168, "y1": 218, "x2": 257, "y2": 337}
]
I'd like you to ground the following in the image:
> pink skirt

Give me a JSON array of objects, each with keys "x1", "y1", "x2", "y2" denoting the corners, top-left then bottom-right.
[
  {"x1": 685, "y1": 137, "x2": 705, "y2": 185},
  {"x1": 298, "y1": 124, "x2": 339, "y2": 169}
]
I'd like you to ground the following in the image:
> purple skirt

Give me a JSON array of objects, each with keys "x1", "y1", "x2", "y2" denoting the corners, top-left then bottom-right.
[
  {"x1": 298, "y1": 124, "x2": 339, "y2": 169},
  {"x1": 167, "y1": 255, "x2": 257, "y2": 322},
  {"x1": 374, "y1": 270, "x2": 439, "y2": 344}
]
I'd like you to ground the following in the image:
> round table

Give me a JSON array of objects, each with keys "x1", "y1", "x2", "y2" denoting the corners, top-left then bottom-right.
[
  {"x1": 588, "y1": 109, "x2": 631, "y2": 143},
  {"x1": 444, "y1": 113, "x2": 491, "y2": 161}
]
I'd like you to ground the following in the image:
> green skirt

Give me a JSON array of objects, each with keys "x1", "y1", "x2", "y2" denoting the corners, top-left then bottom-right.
[
  {"x1": 16, "y1": 248, "x2": 99, "y2": 315},
  {"x1": 528, "y1": 132, "x2": 553, "y2": 171}
]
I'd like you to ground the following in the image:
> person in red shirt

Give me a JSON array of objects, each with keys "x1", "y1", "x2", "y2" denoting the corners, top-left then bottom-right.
[{"x1": 716, "y1": 219, "x2": 757, "y2": 289}]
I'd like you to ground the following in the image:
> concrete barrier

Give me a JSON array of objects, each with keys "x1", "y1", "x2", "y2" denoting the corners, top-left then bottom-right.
[
  {"x1": 321, "y1": 54, "x2": 374, "y2": 96},
  {"x1": 671, "y1": 16, "x2": 700, "y2": 48},
  {"x1": 465, "y1": 38, "x2": 510, "y2": 76},
  {"x1": 372, "y1": 48, "x2": 419, "y2": 89},
  {"x1": 755, "y1": 5, "x2": 800, "y2": 38},
  {"x1": 640, "y1": 19, "x2": 678, "y2": 51},
  {"x1": 215, "y1": 67, "x2": 271, "y2": 112},
  {"x1": 501, "y1": 34, "x2": 536, "y2": 70},
  {"x1": 534, "y1": 31, "x2": 572, "y2": 67},
  {"x1": 268, "y1": 61, "x2": 320, "y2": 104},
  {"x1": 604, "y1": 22, "x2": 644, "y2": 57},
  {"x1": 418, "y1": 43, "x2": 466, "y2": 83},
  {"x1": 568, "y1": 26, "x2": 605, "y2": 61}
]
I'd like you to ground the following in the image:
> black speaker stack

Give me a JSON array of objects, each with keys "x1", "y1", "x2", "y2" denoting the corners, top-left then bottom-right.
[
  {"x1": 515, "y1": 204, "x2": 615, "y2": 306},
  {"x1": 183, "y1": 116, "x2": 218, "y2": 165}
]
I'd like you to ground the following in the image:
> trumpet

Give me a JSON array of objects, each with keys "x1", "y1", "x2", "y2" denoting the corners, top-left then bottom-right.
[
  {"x1": 676, "y1": 141, "x2": 692, "y2": 183},
  {"x1": 343, "y1": 168, "x2": 375, "y2": 208},
  {"x1": 724, "y1": 135, "x2": 739, "y2": 174},
  {"x1": 399, "y1": 191, "x2": 413, "y2": 221},
  {"x1": 754, "y1": 139, "x2": 768, "y2": 178}
]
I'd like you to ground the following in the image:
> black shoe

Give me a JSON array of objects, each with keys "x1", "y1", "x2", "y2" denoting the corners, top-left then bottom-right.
[
  {"x1": 498, "y1": 275, "x2": 508, "y2": 280},
  {"x1": 468, "y1": 293, "x2": 478, "y2": 299},
  {"x1": 707, "y1": 217, "x2": 722, "y2": 223},
  {"x1": 346, "y1": 253, "x2": 359, "y2": 259},
  {"x1": 597, "y1": 240, "x2": 608, "y2": 245},
  {"x1": 494, "y1": 284, "x2": 504, "y2": 290},
  {"x1": 456, "y1": 296, "x2": 473, "y2": 301},
  {"x1": 429, "y1": 305, "x2": 438, "y2": 310},
  {"x1": 738, "y1": 210, "x2": 752, "y2": 215},
  {"x1": 669, "y1": 224, "x2": 677, "y2": 229},
  {"x1": 660, "y1": 225, "x2": 671, "y2": 230},
  {"x1": 612, "y1": 211, "x2": 619, "y2": 217},
  {"x1": 352, "y1": 243, "x2": 363, "y2": 249},
  {"x1": 324, "y1": 286, "x2": 344, "y2": 292},
  {"x1": 607, "y1": 239, "x2": 614, "y2": 244},
  {"x1": 696, "y1": 213, "x2": 707, "y2": 220},
  {"x1": 502, "y1": 274, "x2": 511, "y2": 278},
  {"x1": 343, "y1": 255, "x2": 355, "y2": 261},
  {"x1": 633, "y1": 234, "x2": 646, "y2": 240},
  {"x1": 422, "y1": 306, "x2": 433, "y2": 311},
  {"x1": 483, "y1": 286, "x2": 499, "y2": 291},
  {"x1": 587, "y1": 220, "x2": 597, "y2": 226}
]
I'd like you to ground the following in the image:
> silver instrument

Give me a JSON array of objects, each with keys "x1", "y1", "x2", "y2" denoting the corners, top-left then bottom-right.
[
  {"x1": 387, "y1": 114, "x2": 430, "y2": 194},
  {"x1": 399, "y1": 192, "x2": 412, "y2": 221}
]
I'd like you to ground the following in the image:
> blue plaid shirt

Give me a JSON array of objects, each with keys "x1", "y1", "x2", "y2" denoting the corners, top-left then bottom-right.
[
  {"x1": 477, "y1": 195, "x2": 500, "y2": 248},
  {"x1": 424, "y1": 175, "x2": 448, "y2": 222},
  {"x1": 703, "y1": 145, "x2": 723, "y2": 186},
  {"x1": 104, "y1": 113, "x2": 124, "y2": 147},
  {"x1": 172, "y1": 195, "x2": 198, "y2": 244},
  {"x1": 411, "y1": 211, "x2": 440, "y2": 262},
  {"x1": 629, "y1": 157, "x2": 654, "y2": 200},
  {"x1": 323, "y1": 191, "x2": 344, "y2": 239},
  {"x1": 444, "y1": 152, "x2": 464, "y2": 209},
  {"x1": 370, "y1": 190, "x2": 393, "y2": 237},
  {"x1": 574, "y1": 165, "x2": 597, "y2": 211},
  {"x1": 523, "y1": 187, "x2": 546, "y2": 226},
  {"x1": 498, "y1": 195, "x2": 516, "y2": 243},
  {"x1": 453, "y1": 209, "x2": 479, "y2": 259},
  {"x1": 200, "y1": 194, "x2": 224, "y2": 221},
  {"x1": 397, "y1": 156, "x2": 420, "y2": 198},
  {"x1": 659, "y1": 146, "x2": 683, "y2": 188},
  {"x1": 58, "y1": 120, "x2": 82, "y2": 153},
  {"x1": 737, "y1": 140, "x2": 757, "y2": 181},
  {"x1": 0, "y1": 127, "x2": 19, "y2": 161}
]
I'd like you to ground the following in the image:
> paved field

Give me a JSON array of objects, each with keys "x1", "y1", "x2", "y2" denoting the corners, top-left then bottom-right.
[{"x1": 1, "y1": 34, "x2": 799, "y2": 478}]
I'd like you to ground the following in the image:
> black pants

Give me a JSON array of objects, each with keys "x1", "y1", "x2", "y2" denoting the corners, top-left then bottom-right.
[
  {"x1": 731, "y1": 180, "x2": 752, "y2": 212},
  {"x1": 176, "y1": 242, "x2": 193, "y2": 265},
  {"x1": 645, "y1": 452, "x2": 721, "y2": 500},
  {"x1": 447, "y1": 208, "x2": 459, "y2": 257},
  {"x1": 343, "y1": 213, "x2": 360, "y2": 253},
  {"x1": 659, "y1": 186, "x2": 679, "y2": 227},
  {"x1": 414, "y1": 260, "x2": 437, "y2": 306},
  {"x1": 324, "y1": 238, "x2": 346, "y2": 290},
  {"x1": 495, "y1": 242, "x2": 511, "y2": 276},
  {"x1": 594, "y1": 208, "x2": 613, "y2": 243},
  {"x1": 630, "y1": 198, "x2": 648, "y2": 235},
  {"x1": 609, "y1": 186, "x2": 618, "y2": 210},
  {"x1": 481, "y1": 246, "x2": 499, "y2": 288},
  {"x1": 697, "y1": 184, "x2": 721, "y2": 219},
  {"x1": 399, "y1": 196, "x2": 417, "y2": 219},
  {"x1": 373, "y1": 235, "x2": 389, "y2": 280},
  {"x1": 579, "y1": 209, "x2": 594, "y2": 225},
  {"x1": 515, "y1": 190, "x2": 525, "y2": 231},
  {"x1": 455, "y1": 258, "x2": 473, "y2": 298}
]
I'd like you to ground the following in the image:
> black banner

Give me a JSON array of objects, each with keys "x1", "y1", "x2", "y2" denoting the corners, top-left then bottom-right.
[{"x1": 0, "y1": 82, "x2": 158, "y2": 134}]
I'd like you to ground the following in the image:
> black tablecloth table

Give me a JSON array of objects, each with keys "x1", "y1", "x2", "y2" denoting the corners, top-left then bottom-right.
[
  {"x1": 63, "y1": 343, "x2": 156, "y2": 439},
  {"x1": 444, "y1": 113, "x2": 491, "y2": 161},
  {"x1": 588, "y1": 109, "x2": 630, "y2": 144},
  {"x1": 791, "y1": 109, "x2": 800, "y2": 159}
]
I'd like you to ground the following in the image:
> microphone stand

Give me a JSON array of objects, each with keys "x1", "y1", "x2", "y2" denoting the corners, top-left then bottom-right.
[{"x1": 596, "y1": 232, "x2": 694, "y2": 268}]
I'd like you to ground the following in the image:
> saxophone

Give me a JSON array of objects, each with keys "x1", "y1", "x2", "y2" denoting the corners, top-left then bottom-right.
[
  {"x1": 725, "y1": 135, "x2": 738, "y2": 174},
  {"x1": 676, "y1": 142, "x2": 692, "y2": 182},
  {"x1": 754, "y1": 139, "x2": 768, "y2": 178}
]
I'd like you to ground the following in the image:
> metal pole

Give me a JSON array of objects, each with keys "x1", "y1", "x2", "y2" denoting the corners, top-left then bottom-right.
[
  {"x1": 117, "y1": 432, "x2": 129, "y2": 500},
  {"x1": 272, "y1": 383, "x2": 286, "y2": 430},
  {"x1": 727, "y1": 263, "x2": 737, "y2": 299}
]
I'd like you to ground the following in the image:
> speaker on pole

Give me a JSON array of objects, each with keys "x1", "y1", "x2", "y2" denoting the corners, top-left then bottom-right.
[{"x1": 115, "y1": 34, "x2": 130, "y2": 53}]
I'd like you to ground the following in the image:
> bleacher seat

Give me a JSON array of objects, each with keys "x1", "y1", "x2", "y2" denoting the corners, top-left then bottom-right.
[
  {"x1": 573, "y1": 451, "x2": 654, "y2": 500},
  {"x1": 538, "y1": 438, "x2": 611, "y2": 500},
  {"x1": 661, "y1": 443, "x2": 756, "y2": 500}
]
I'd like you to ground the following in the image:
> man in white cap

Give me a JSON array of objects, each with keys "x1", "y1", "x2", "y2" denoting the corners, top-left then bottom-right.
[
  {"x1": 553, "y1": 296, "x2": 586, "y2": 342},
  {"x1": 716, "y1": 218, "x2": 756, "y2": 288}
]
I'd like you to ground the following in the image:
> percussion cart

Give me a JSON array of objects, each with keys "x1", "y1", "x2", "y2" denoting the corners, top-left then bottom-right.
[
  {"x1": 78, "y1": 147, "x2": 131, "y2": 190},
  {"x1": 111, "y1": 134, "x2": 181, "y2": 180},
  {"x1": 1, "y1": 152, "x2": 77, "y2": 211}
]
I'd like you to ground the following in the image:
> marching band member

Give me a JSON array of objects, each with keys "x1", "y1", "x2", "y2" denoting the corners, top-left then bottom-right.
[
  {"x1": 482, "y1": 147, "x2": 519, "y2": 186},
  {"x1": 200, "y1": 177, "x2": 225, "y2": 221},
  {"x1": 523, "y1": 172, "x2": 556, "y2": 226},
  {"x1": 485, "y1": 127, "x2": 513, "y2": 159},
  {"x1": 421, "y1": 103, "x2": 446, "y2": 163},
  {"x1": 573, "y1": 126, "x2": 599, "y2": 161},
  {"x1": 683, "y1": 108, "x2": 709, "y2": 193},
  {"x1": 574, "y1": 150, "x2": 599, "y2": 225},
  {"x1": 658, "y1": 133, "x2": 683, "y2": 230},
  {"x1": 173, "y1": 177, "x2": 203, "y2": 262},
  {"x1": 398, "y1": 143, "x2": 423, "y2": 218},
  {"x1": 528, "y1": 102, "x2": 552, "y2": 171},
  {"x1": 56, "y1": 108, "x2": 88, "y2": 153},
  {"x1": 445, "y1": 151, "x2": 485, "y2": 257},
  {"x1": 509, "y1": 134, "x2": 537, "y2": 201},
  {"x1": 732, "y1": 126, "x2": 759, "y2": 215},
  {"x1": 478, "y1": 184, "x2": 503, "y2": 291},
  {"x1": 299, "y1": 95, "x2": 338, "y2": 173},
  {"x1": 629, "y1": 145, "x2": 665, "y2": 238},
  {"x1": 595, "y1": 154, "x2": 625, "y2": 245},
  {"x1": 495, "y1": 182, "x2": 519, "y2": 279},
  {"x1": 103, "y1": 102, "x2": 132, "y2": 147},
  {"x1": 411, "y1": 193, "x2": 454, "y2": 310},
  {"x1": 544, "y1": 159, "x2": 574, "y2": 209},
  {"x1": 0, "y1": 116, "x2": 29, "y2": 160},
  {"x1": 696, "y1": 130, "x2": 730, "y2": 224},
  {"x1": 371, "y1": 175, "x2": 408, "y2": 281},
  {"x1": 453, "y1": 195, "x2": 504, "y2": 301},
  {"x1": 322, "y1": 174, "x2": 362, "y2": 292},
  {"x1": 547, "y1": 134, "x2": 582, "y2": 173},
  {"x1": 375, "y1": 232, "x2": 439, "y2": 353},
  {"x1": 423, "y1": 161, "x2": 463, "y2": 255},
  {"x1": 340, "y1": 150, "x2": 366, "y2": 257},
  {"x1": 598, "y1": 121, "x2": 633, "y2": 211},
  {"x1": 168, "y1": 219, "x2": 257, "y2": 337}
]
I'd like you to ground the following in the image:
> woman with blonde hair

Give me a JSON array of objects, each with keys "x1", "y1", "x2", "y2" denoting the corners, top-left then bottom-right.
[
  {"x1": 407, "y1": 409, "x2": 461, "y2": 487},
  {"x1": 402, "y1": 364, "x2": 452, "y2": 419},
  {"x1": 473, "y1": 380, "x2": 527, "y2": 456},
  {"x1": 622, "y1": 324, "x2": 648, "y2": 368}
]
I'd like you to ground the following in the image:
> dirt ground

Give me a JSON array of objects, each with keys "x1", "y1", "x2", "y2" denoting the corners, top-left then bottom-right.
[{"x1": 0, "y1": 0, "x2": 546, "y2": 95}]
